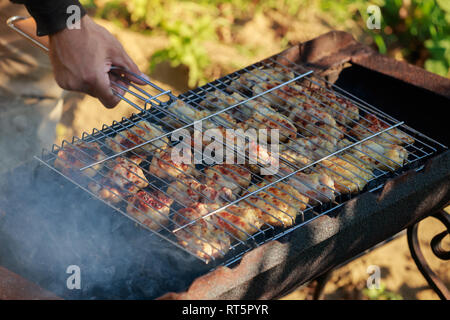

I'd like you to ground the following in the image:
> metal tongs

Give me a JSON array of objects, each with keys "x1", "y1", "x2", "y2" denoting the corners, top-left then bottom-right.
[{"x1": 6, "y1": 15, "x2": 172, "y2": 113}]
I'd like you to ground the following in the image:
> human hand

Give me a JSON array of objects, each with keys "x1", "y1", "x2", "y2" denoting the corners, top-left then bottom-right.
[{"x1": 48, "y1": 15, "x2": 146, "y2": 108}]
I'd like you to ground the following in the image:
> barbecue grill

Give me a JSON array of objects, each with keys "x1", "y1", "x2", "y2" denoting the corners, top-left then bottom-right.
[{"x1": 1, "y1": 20, "x2": 449, "y2": 300}]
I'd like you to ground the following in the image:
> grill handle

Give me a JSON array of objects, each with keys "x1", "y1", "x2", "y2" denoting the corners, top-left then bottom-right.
[{"x1": 7, "y1": 16, "x2": 49, "y2": 51}]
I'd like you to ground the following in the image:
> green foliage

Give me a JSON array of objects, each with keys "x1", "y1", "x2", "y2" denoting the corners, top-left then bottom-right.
[
  {"x1": 383, "y1": 0, "x2": 450, "y2": 77},
  {"x1": 82, "y1": 0, "x2": 450, "y2": 84},
  {"x1": 320, "y1": 0, "x2": 450, "y2": 77},
  {"x1": 149, "y1": 16, "x2": 216, "y2": 87},
  {"x1": 425, "y1": 37, "x2": 450, "y2": 76},
  {"x1": 80, "y1": 0, "x2": 95, "y2": 9},
  {"x1": 255, "y1": 0, "x2": 305, "y2": 15},
  {"x1": 320, "y1": 0, "x2": 382, "y2": 24},
  {"x1": 81, "y1": 0, "x2": 309, "y2": 87},
  {"x1": 363, "y1": 283, "x2": 403, "y2": 300},
  {"x1": 81, "y1": 0, "x2": 218, "y2": 86}
]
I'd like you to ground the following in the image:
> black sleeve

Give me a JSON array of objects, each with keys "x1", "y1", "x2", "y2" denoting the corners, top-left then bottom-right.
[{"x1": 11, "y1": 0, "x2": 87, "y2": 36}]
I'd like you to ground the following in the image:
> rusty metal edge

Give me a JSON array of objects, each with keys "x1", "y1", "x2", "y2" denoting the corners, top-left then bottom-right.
[
  {"x1": 290, "y1": 30, "x2": 450, "y2": 98},
  {"x1": 0, "y1": 266, "x2": 61, "y2": 300}
]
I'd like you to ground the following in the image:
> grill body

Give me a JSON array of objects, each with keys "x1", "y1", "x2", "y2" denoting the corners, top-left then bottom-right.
[{"x1": 34, "y1": 33, "x2": 444, "y2": 267}]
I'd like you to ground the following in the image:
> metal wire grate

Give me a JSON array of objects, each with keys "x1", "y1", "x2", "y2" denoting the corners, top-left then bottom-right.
[{"x1": 35, "y1": 51, "x2": 447, "y2": 267}]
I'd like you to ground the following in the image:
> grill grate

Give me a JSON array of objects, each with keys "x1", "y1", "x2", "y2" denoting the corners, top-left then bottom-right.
[{"x1": 35, "y1": 51, "x2": 446, "y2": 267}]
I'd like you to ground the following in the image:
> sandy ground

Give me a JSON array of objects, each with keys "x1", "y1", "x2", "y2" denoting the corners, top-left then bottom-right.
[{"x1": 282, "y1": 208, "x2": 450, "y2": 300}]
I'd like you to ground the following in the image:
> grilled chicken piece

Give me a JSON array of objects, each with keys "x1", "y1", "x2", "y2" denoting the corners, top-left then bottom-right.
[
  {"x1": 243, "y1": 181, "x2": 309, "y2": 227},
  {"x1": 166, "y1": 177, "x2": 235, "y2": 208},
  {"x1": 230, "y1": 66, "x2": 294, "y2": 92},
  {"x1": 350, "y1": 115, "x2": 414, "y2": 145},
  {"x1": 317, "y1": 154, "x2": 373, "y2": 194},
  {"x1": 289, "y1": 101, "x2": 343, "y2": 144},
  {"x1": 245, "y1": 141, "x2": 280, "y2": 176},
  {"x1": 269, "y1": 83, "x2": 358, "y2": 136},
  {"x1": 105, "y1": 156, "x2": 149, "y2": 192},
  {"x1": 289, "y1": 172, "x2": 336, "y2": 205},
  {"x1": 200, "y1": 95, "x2": 241, "y2": 129},
  {"x1": 165, "y1": 99, "x2": 236, "y2": 129},
  {"x1": 252, "y1": 82, "x2": 321, "y2": 112},
  {"x1": 303, "y1": 122, "x2": 345, "y2": 146},
  {"x1": 307, "y1": 87, "x2": 360, "y2": 125},
  {"x1": 205, "y1": 90, "x2": 270, "y2": 122},
  {"x1": 164, "y1": 100, "x2": 210, "y2": 127},
  {"x1": 195, "y1": 125, "x2": 242, "y2": 158},
  {"x1": 262, "y1": 152, "x2": 334, "y2": 202},
  {"x1": 350, "y1": 139, "x2": 408, "y2": 171},
  {"x1": 88, "y1": 155, "x2": 149, "y2": 203},
  {"x1": 251, "y1": 81, "x2": 314, "y2": 110},
  {"x1": 105, "y1": 120, "x2": 168, "y2": 155},
  {"x1": 173, "y1": 203, "x2": 231, "y2": 262},
  {"x1": 245, "y1": 104, "x2": 297, "y2": 142},
  {"x1": 88, "y1": 182, "x2": 124, "y2": 204},
  {"x1": 279, "y1": 148, "x2": 312, "y2": 168},
  {"x1": 337, "y1": 138, "x2": 354, "y2": 149},
  {"x1": 192, "y1": 126, "x2": 274, "y2": 167},
  {"x1": 252, "y1": 81, "x2": 294, "y2": 107},
  {"x1": 200, "y1": 89, "x2": 296, "y2": 141},
  {"x1": 284, "y1": 135, "x2": 336, "y2": 161},
  {"x1": 260, "y1": 150, "x2": 311, "y2": 179},
  {"x1": 289, "y1": 99, "x2": 336, "y2": 129},
  {"x1": 252, "y1": 82, "x2": 343, "y2": 144},
  {"x1": 126, "y1": 190, "x2": 174, "y2": 230},
  {"x1": 199, "y1": 89, "x2": 239, "y2": 110},
  {"x1": 54, "y1": 140, "x2": 106, "y2": 178},
  {"x1": 204, "y1": 112, "x2": 238, "y2": 130},
  {"x1": 227, "y1": 92, "x2": 268, "y2": 121},
  {"x1": 215, "y1": 204, "x2": 264, "y2": 241},
  {"x1": 149, "y1": 147, "x2": 195, "y2": 180},
  {"x1": 204, "y1": 164, "x2": 251, "y2": 194}
]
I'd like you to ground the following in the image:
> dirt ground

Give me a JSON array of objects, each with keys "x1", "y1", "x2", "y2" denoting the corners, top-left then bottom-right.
[
  {"x1": 4, "y1": 5, "x2": 446, "y2": 300},
  {"x1": 282, "y1": 208, "x2": 450, "y2": 300}
]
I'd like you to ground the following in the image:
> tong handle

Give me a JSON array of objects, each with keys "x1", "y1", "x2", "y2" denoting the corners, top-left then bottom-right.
[
  {"x1": 6, "y1": 16, "x2": 173, "y2": 113},
  {"x1": 7, "y1": 16, "x2": 49, "y2": 51}
]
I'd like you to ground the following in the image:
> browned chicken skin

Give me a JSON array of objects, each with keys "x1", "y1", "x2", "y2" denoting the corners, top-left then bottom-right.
[
  {"x1": 173, "y1": 203, "x2": 231, "y2": 262},
  {"x1": 54, "y1": 140, "x2": 106, "y2": 178},
  {"x1": 127, "y1": 190, "x2": 174, "y2": 230},
  {"x1": 88, "y1": 155, "x2": 149, "y2": 204}
]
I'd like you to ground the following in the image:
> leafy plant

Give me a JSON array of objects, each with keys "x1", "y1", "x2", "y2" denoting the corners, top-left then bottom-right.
[
  {"x1": 320, "y1": 0, "x2": 450, "y2": 77},
  {"x1": 82, "y1": 0, "x2": 450, "y2": 85},
  {"x1": 425, "y1": 37, "x2": 450, "y2": 77},
  {"x1": 81, "y1": 0, "x2": 222, "y2": 86},
  {"x1": 382, "y1": 0, "x2": 450, "y2": 77},
  {"x1": 149, "y1": 16, "x2": 217, "y2": 87},
  {"x1": 363, "y1": 283, "x2": 403, "y2": 300},
  {"x1": 80, "y1": 1, "x2": 333, "y2": 86}
]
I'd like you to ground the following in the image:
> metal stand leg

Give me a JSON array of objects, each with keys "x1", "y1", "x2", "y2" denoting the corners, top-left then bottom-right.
[
  {"x1": 407, "y1": 210, "x2": 450, "y2": 300},
  {"x1": 312, "y1": 270, "x2": 333, "y2": 300}
]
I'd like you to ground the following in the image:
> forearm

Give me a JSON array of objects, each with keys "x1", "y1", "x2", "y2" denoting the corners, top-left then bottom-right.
[{"x1": 10, "y1": 0, "x2": 86, "y2": 36}]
